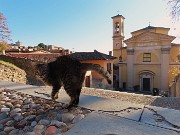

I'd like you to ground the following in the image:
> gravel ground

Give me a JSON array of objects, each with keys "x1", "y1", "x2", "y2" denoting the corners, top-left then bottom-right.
[
  {"x1": 0, "y1": 88, "x2": 91, "y2": 135},
  {"x1": 81, "y1": 88, "x2": 180, "y2": 110}
]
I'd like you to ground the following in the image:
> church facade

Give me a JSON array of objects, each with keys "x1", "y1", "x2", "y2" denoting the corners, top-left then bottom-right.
[{"x1": 112, "y1": 14, "x2": 180, "y2": 97}]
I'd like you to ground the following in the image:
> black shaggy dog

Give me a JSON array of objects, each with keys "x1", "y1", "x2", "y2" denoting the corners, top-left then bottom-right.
[{"x1": 0, "y1": 55, "x2": 111, "y2": 108}]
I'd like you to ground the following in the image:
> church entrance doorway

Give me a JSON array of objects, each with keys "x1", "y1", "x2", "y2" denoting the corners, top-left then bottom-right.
[
  {"x1": 143, "y1": 78, "x2": 150, "y2": 91},
  {"x1": 139, "y1": 70, "x2": 155, "y2": 93}
]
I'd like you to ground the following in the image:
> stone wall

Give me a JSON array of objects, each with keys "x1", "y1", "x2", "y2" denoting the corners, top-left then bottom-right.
[
  {"x1": 91, "y1": 78, "x2": 112, "y2": 90},
  {"x1": 81, "y1": 87, "x2": 180, "y2": 110},
  {"x1": 0, "y1": 62, "x2": 26, "y2": 84},
  {"x1": 6, "y1": 53, "x2": 61, "y2": 62},
  {"x1": 0, "y1": 55, "x2": 45, "y2": 86}
]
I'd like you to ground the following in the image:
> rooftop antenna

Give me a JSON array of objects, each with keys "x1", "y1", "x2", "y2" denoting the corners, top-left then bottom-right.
[{"x1": 117, "y1": 10, "x2": 119, "y2": 15}]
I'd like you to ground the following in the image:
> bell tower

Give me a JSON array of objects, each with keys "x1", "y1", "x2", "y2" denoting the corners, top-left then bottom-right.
[{"x1": 112, "y1": 14, "x2": 125, "y2": 64}]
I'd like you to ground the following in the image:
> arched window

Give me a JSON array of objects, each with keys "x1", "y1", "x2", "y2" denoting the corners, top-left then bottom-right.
[{"x1": 115, "y1": 22, "x2": 120, "y2": 33}]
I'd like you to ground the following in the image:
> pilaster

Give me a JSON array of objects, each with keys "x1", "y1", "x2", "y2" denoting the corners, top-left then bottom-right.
[
  {"x1": 127, "y1": 49, "x2": 134, "y2": 89},
  {"x1": 160, "y1": 48, "x2": 170, "y2": 94}
]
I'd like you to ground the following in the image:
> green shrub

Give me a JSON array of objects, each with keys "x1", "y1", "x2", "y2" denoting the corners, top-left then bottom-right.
[{"x1": 0, "y1": 60, "x2": 18, "y2": 69}]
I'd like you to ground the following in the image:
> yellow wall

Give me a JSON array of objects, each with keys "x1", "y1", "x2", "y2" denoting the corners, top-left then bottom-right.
[
  {"x1": 135, "y1": 50, "x2": 160, "y2": 63},
  {"x1": 169, "y1": 66, "x2": 179, "y2": 84},
  {"x1": 113, "y1": 48, "x2": 127, "y2": 64},
  {"x1": 170, "y1": 45, "x2": 179, "y2": 62},
  {"x1": 155, "y1": 28, "x2": 169, "y2": 35},
  {"x1": 81, "y1": 60, "x2": 107, "y2": 79},
  {"x1": 168, "y1": 45, "x2": 180, "y2": 84},
  {"x1": 122, "y1": 64, "x2": 127, "y2": 83},
  {"x1": 80, "y1": 60, "x2": 113, "y2": 85}
]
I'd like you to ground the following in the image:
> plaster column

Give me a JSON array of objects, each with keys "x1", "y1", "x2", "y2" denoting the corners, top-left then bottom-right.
[
  {"x1": 160, "y1": 48, "x2": 170, "y2": 94},
  {"x1": 118, "y1": 63, "x2": 123, "y2": 88},
  {"x1": 127, "y1": 49, "x2": 134, "y2": 89}
]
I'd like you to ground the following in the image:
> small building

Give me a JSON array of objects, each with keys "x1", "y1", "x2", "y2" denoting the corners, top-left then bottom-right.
[
  {"x1": 9, "y1": 41, "x2": 28, "y2": 52},
  {"x1": 69, "y1": 50, "x2": 116, "y2": 89},
  {"x1": 48, "y1": 45, "x2": 63, "y2": 51},
  {"x1": 7, "y1": 42, "x2": 72, "y2": 56}
]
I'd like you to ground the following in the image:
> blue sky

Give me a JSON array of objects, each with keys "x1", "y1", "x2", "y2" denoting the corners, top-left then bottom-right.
[{"x1": 0, "y1": 0, "x2": 179, "y2": 53}]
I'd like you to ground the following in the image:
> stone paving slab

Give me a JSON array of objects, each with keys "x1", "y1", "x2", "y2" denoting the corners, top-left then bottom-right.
[
  {"x1": 0, "y1": 80, "x2": 180, "y2": 133},
  {"x1": 0, "y1": 80, "x2": 41, "y2": 92},
  {"x1": 0, "y1": 80, "x2": 50, "y2": 99},
  {"x1": 57, "y1": 94, "x2": 144, "y2": 121},
  {"x1": 63, "y1": 112, "x2": 179, "y2": 135},
  {"x1": 141, "y1": 105, "x2": 180, "y2": 131},
  {"x1": 0, "y1": 80, "x2": 144, "y2": 121}
]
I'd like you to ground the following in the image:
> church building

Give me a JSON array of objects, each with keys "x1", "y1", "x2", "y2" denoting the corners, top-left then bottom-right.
[{"x1": 112, "y1": 14, "x2": 180, "y2": 97}]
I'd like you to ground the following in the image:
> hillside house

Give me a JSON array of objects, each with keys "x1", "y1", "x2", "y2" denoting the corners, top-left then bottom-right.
[{"x1": 70, "y1": 50, "x2": 115, "y2": 89}]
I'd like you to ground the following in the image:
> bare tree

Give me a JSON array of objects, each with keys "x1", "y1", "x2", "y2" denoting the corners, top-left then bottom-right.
[
  {"x1": 167, "y1": 0, "x2": 180, "y2": 20},
  {"x1": 0, "y1": 12, "x2": 11, "y2": 54}
]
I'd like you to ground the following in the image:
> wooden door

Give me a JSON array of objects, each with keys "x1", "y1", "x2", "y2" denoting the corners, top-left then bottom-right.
[
  {"x1": 143, "y1": 78, "x2": 150, "y2": 91},
  {"x1": 85, "y1": 76, "x2": 90, "y2": 87}
]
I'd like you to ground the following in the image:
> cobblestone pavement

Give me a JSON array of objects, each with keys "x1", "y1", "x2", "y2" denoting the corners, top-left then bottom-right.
[{"x1": 0, "y1": 88, "x2": 91, "y2": 135}]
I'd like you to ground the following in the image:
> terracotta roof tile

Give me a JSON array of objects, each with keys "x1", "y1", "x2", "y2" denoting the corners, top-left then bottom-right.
[{"x1": 69, "y1": 50, "x2": 116, "y2": 60}]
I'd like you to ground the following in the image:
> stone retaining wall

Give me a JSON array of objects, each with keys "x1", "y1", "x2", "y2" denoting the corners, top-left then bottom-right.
[
  {"x1": 81, "y1": 87, "x2": 180, "y2": 110},
  {"x1": 0, "y1": 63, "x2": 26, "y2": 84},
  {"x1": 0, "y1": 55, "x2": 45, "y2": 85},
  {"x1": 6, "y1": 53, "x2": 61, "y2": 62}
]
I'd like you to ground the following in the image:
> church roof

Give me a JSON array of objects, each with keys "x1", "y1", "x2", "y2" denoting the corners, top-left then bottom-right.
[
  {"x1": 69, "y1": 50, "x2": 116, "y2": 61},
  {"x1": 142, "y1": 26, "x2": 169, "y2": 30},
  {"x1": 111, "y1": 14, "x2": 125, "y2": 19},
  {"x1": 171, "y1": 43, "x2": 180, "y2": 46},
  {"x1": 124, "y1": 31, "x2": 176, "y2": 43},
  {"x1": 131, "y1": 26, "x2": 170, "y2": 34}
]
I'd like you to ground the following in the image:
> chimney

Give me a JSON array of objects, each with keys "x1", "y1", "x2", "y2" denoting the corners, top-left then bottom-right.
[{"x1": 109, "y1": 51, "x2": 112, "y2": 56}]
